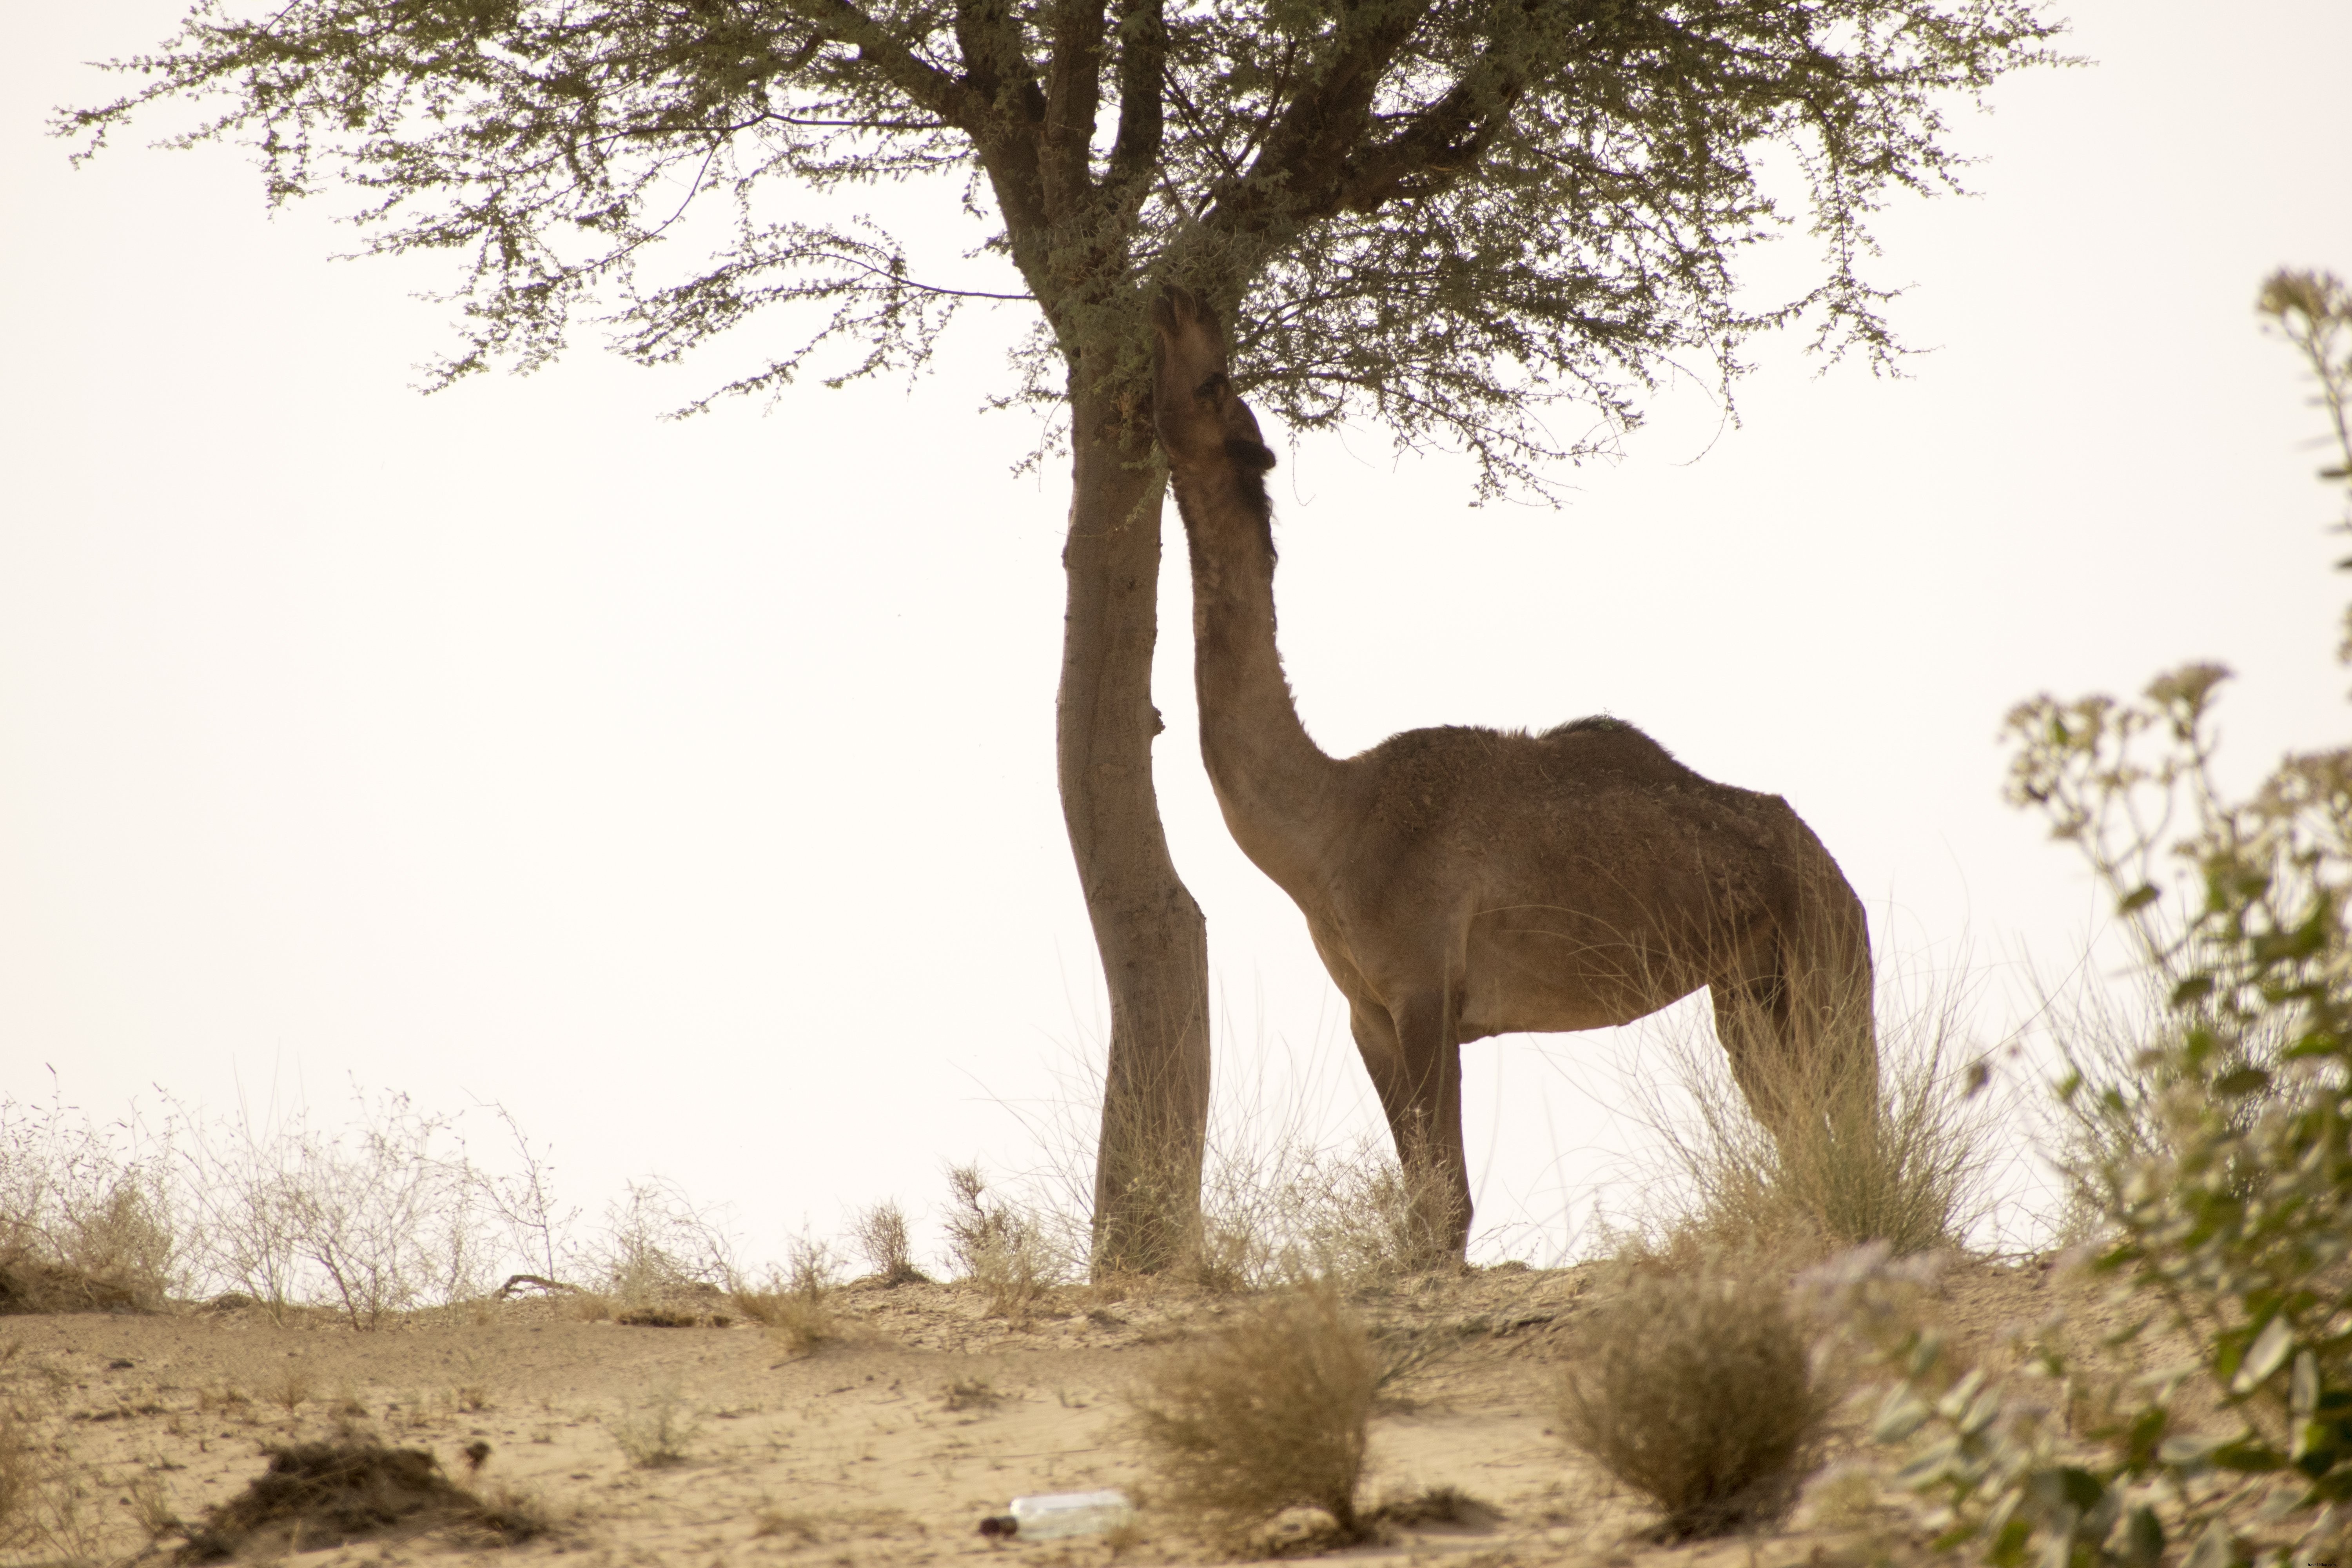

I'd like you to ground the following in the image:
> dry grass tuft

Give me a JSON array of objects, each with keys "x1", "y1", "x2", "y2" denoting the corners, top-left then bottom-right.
[
  {"x1": 944, "y1": 1164, "x2": 1062, "y2": 1318},
  {"x1": 261, "y1": 1365, "x2": 314, "y2": 1416},
  {"x1": 1628, "y1": 971, "x2": 1999, "y2": 1258},
  {"x1": 731, "y1": 1237, "x2": 840, "y2": 1352},
  {"x1": 851, "y1": 1200, "x2": 930, "y2": 1285},
  {"x1": 608, "y1": 1378, "x2": 699, "y2": 1468},
  {"x1": 1193, "y1": 1132, "x2": 1465, "y2": 1289},
  {"x1": 1132, "y1": 1281, "x2": 1377, "y2": 1540},
  {"x1": 1558, "y1": 1260, "x2": 1830, "y2": 1539},
  {"x1": 1, "y1": 1089, "x2": 181, "y2": 1315},
  {"x1": 175, "y1": 1440, "x2": 541, "y2": 1561},
  {"x1": 939, "y1": 1377, "x2": 1002, "y2": 1412}
]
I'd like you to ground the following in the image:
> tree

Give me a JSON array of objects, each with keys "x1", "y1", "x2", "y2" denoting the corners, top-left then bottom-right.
[{"x1": 62, "y1": 0, "x2": 2061, "y2": 1273}]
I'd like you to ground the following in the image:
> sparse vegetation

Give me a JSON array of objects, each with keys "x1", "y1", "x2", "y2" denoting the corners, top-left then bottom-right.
[
  {"x1": 851, "y1": 1200, "x2": 928, "y2": 1286},
  {"x1": 608, "y1": 1379, "x2": 700, "y2": 1468},
  {"x1": 1132, "y1": 1281, "x2": 1378, "y2": 1541},
  {"x1": 943, "y1": 1163, "x2": 1063, "y2": 1319},
  {"x1": 940, "y1": 1377, "x2": 1002, "y2": 1412},
  {"x1": 587, "y1": 1178, "x2": 736, "y2": 1311},
  {"x1": 1624, "y1": 967, "x2": 1999, "y2": 1259},
  {"x1": 1559, "y1": 1259, "x2": 1831, "y2": 1539},
  {"x1": 0, "y1": 1085, "x2": 182, "y2": 1314},
  {"x1": 731, "y1": 1236, "x2": 840, "y2": 1353}
]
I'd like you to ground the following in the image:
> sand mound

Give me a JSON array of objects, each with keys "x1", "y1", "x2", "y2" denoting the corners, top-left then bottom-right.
[{"x1": 177, "y1": 1441, "x2": 538, "y2": 1562}]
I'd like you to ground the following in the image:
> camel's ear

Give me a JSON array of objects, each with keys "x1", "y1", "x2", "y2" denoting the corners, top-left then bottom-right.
[{"x1": 1149, "y1": 289, "x2": 1178, "y2": 334}]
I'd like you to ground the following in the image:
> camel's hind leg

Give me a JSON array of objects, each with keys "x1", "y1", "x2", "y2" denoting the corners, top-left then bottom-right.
[
  {"x1": 1347, "y1": 995, "x2": 1471, "y2": 1265},
  {"x1": 1711, "y1": 926, "x2": 1880, "y2": 1147}
]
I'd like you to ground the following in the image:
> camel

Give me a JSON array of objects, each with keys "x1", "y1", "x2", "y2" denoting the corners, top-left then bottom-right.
[{"x1": 1147, "y1": 285, "x2": 1878, "y2": 1262}]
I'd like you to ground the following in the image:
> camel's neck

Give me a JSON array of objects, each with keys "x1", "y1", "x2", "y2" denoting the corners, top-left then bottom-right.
[{"x1": 1170, "y1": 450, "x2": 1343, "y2": 887}]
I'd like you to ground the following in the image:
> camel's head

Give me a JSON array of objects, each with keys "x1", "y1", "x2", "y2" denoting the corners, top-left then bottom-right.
[{"x1": 1149, "y1": 284, "x2": 1272, "y2": 473}]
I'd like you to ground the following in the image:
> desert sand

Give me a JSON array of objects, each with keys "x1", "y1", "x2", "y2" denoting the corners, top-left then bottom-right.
[{"x1": 0, "y1": 1256, "x2": 2126, "y2": 1568}]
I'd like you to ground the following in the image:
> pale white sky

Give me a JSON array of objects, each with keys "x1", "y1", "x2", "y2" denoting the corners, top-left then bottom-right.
[{"x1": 4, "y1": 2, "x2": 2349, "y2": 1270}]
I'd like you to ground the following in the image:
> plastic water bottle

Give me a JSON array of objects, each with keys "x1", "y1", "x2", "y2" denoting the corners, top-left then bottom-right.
[{"x1": 979, "y1": 1489, "x2": 1134, "y2": 1540}]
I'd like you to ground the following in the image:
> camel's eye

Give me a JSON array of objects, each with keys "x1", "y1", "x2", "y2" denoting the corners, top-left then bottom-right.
[{"x1": 1196, "y1": 372, "x2": 1229, "y2": 400}]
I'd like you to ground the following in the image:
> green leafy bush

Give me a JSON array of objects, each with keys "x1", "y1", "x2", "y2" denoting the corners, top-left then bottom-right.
[{"x1": 1861, "y1": 269, "x2": 2352, "y2": 1568}]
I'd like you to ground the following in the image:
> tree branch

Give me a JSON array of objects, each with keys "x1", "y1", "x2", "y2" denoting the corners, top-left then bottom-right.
[
  {"x1": 1105, "y1": 0, "x2": 1163, "y2": 205},
  {"x1": 775, "y1": 0, "x2": 987, "y2": 128},
  {"x1": 1043, "y1": 0, "x2": 1108, "y2": 214}
]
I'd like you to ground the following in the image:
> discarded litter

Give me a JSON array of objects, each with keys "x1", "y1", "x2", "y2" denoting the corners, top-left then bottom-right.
[{"x1": 976, "y1": 1489, "x2": 1134, "y2": 1541}]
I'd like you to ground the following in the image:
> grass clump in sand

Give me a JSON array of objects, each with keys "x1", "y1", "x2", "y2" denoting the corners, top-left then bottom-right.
[
  {"x1": 852, "y1": 1200, "x2": 930, "y2": 1285},
  {"x1": 1132, "y1": 1281, "x2": 1377, "y2": 1542},
  {"x1": 1629, "y1": 968, "x2": 1999, "y2": 1258},
  {"x1": 731, "y1": 1237, "x2": 840, "y2": 1352},
  {"x1": 1558, "y1": 1259, "x2": 1830, "y2": 1539},
  {"x1": 0, "y1": 1089, "x2": 181, "y2": 1315},
  {"x1": 608, "y1": 1379, "x2": 700, "y2": 1468},
  {"x1": 944, "y1": 1164, "x2": 1062, "y2": 1318}
]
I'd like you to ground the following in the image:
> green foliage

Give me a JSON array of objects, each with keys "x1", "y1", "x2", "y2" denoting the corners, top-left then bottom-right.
[
  {"x1": 1859, "y1": 270, "x2": 2352, "y2": 1568},
  {"x1": 58, "y1": 0, "x2": 2063, "y2": 493}
]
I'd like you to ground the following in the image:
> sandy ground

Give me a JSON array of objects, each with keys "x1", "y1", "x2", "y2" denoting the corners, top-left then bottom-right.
[{"x1": 0, "y1": 1257, "x2": 2145, "y2": 1568}]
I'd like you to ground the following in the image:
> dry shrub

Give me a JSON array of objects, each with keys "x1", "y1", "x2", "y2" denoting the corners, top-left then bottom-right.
[
  {"x1": 1559, "y1": 1260, "x2": 1830, "y2": 1538},
  {"x1": 1132, "y1": 1282, "x2": 1377, "y2": 1540},
  {"x1": 169, "y1": 1088, "x2": 495, "y2": 1327},
  {"x1": 730, "y1": 1237, "x2": 838, "y2": 1352},
  {"x1": 940, "y1": 1377, "x2": 1001, "y2": 1412},
  {"x1": 608, "y1": 1379, "x2": 699, "y2": 1468},
  {"x1": 586, "y1": 1178, "x2": 736, "y2": 1310},
  {"x1": 1196, "y1": 1130, "x2": 1463, "y2": 1288},
  {"x1": 1628, "y1": 967, "x2": 1998, "y2": 1257},
  {"x1": 851, "y1": 1200, "x2": 929, "y2": 1285},
  {"x1": 1005, "y1": 1039, "x2": 1461, "y2": 1292},
  {"x1": 1, "y1": 1090, "x2": 184, "y2": 1314},
  {"x1": 943, "y1": 1164, "x2": 1063, "y2": 1318},
  {"x1": 176, "y1": 1441, "x2": 540, "y2": 1561}
]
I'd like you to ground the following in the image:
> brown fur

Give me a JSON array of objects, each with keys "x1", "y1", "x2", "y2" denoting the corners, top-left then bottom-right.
[{"x1": 1148, "y1": 285, "x2": 1877, "y2": 1262}]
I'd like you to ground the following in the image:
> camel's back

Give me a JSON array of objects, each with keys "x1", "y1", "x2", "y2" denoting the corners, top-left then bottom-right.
[
  {"x1": 1348, "y1": 715, "x2": 1820, "y2": 898},
  {"x1": 1354, "y1": 717, "x2": 1713, "y2": 826}
]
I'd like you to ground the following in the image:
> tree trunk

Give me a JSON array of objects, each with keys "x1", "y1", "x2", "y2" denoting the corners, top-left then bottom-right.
[{"x1": 1057, "y1": 390, "x2": 1210, "y2": 1276}]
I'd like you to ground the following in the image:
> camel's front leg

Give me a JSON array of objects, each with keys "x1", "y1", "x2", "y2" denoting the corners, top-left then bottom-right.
[{"x1": 1350, "y1": 991, "x2": 1470, "y2": 1265}]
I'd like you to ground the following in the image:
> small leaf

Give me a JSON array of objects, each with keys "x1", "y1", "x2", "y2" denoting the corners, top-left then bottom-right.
[
  {"x1": 2118, "y1": 883, "x2": 2162, "y2": 914},
  {"x1": 1958, "y1": 1384, "x2": 2004, "y2": 1437},
  {"x1": 1875, "y1": 1385, "x2": 1933, "y2": 1443},
  {"x1": 2183, "y1": 1521, "x2": 2235, "y2": 1568},
  {"x1": 2210, "y1": 1439, "x2": 2288, "y2": 1473},
  {"x1": 2160, "y1": 1433, "x2": 2229, "y2": 1469},
  {"x1": 1938, "y1": 1367, "x2": 1988, "y2": 1421},
  {"x1": 2214, "y1": 1066, "x2": 2273, "y2": 1098},
  {"x1": 2172, "y1": 975, "x2": 2217, "y2": 1007},
  {"x1": 2293, "y1": 1352, "x2": 2319, "y2": 1418},
  {"x1": 2236, "y1": 1317, "x2": 2296, "y2": 1394},
  {"x1": 2123, "y1": 1505, "x2": 2165, "y2": 1568}
]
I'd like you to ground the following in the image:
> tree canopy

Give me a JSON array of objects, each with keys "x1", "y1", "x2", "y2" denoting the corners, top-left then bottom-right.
[{"x1": 69, "y1": 0, "x2": 2061, "y2": 491}]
